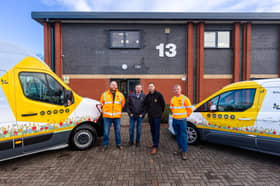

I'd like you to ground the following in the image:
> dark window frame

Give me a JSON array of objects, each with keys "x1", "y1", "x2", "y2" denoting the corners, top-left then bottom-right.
[
  {"x1": 18, "y1": 72, "x2": 72, "y2": 106},
  {"x1": 109, "y1": 30, "x2": 142, "y2": 49},
  {"x1": 204, "y1": 30, "x2": 232, "y2": 49}
]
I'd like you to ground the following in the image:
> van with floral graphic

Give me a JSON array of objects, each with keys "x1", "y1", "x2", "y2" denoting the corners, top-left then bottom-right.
[
  {"x1": 0, "y1": 42, "x2": 103, "y2": 161},
  {"x1": 169, "y1": 79, "x2": 280, "y2": 156}
]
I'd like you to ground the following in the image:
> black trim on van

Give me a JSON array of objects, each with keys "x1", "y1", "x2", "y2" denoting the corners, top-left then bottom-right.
[
  {"x1": 0, "y1": 140, "x2": 13, "y2": 151},
  {"x1": 23, "y1": 133, "x2": 53, "y2": 146}
]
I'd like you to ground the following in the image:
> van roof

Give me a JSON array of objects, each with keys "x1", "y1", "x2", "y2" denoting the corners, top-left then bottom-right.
[
  {"x1": 223, "y1": 78, "x2": 280, "y2": 90},
  {"x1": 0, "y1": 41, "x2": 44, "y2": 76}
]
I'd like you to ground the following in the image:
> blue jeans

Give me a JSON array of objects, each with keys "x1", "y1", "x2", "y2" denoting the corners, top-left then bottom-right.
[
  {"x1": 172, "y1": 119, "x2": 188, "y2": 152},
  {"x1": 129, "y1": 116, "x2": 143, "y2": 143},
  {"x1": 149, "y1": 117, "x2": 161, "y2": 148},
  {"x1": 103, "y1": 118, "x2": 121, "y2": 147}
]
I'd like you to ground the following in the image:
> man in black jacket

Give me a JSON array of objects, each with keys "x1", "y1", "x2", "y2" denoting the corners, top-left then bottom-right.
[
  {"x1": 126, "y1": 84, "x2": 145, "y2": 147},
  {"x1": 144, "y1": 82, "x2": 165, "y2": 155}
]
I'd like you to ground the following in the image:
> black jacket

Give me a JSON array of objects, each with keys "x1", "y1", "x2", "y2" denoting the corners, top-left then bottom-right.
[
  {"x1": 126, "y1": 92, "x2": 145, "y2": 117},
  {"x1": 144, "y1": 91, "x2": 165, "y2": 118}
]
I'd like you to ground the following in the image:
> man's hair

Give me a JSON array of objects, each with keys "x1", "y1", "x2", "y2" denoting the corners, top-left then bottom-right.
[
  {"x1": 135, "y1": 84, "x2": 142, "y2": 87},
  {"x1": 110, "y1": 80, "x2": 118, "y2": 85},
  {"x1": 173, "y1": 84, "x2": 181, "y2": 89},
  {"x1": 148, "y1": 82, "x2": 155, "y2": 86}
]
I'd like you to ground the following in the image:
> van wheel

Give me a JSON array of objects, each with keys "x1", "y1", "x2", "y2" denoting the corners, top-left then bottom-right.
[
  {"x1": 71, "y1": 125, "x2": 97, "y2": 150},
  {"x1": 187, "y1": 124, "x2": 199, "y2": 145}
]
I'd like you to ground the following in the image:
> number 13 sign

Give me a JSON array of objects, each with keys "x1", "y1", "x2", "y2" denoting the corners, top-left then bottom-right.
[{"x1": 156, "y1": 43, "x2": 177, "y2": 57}]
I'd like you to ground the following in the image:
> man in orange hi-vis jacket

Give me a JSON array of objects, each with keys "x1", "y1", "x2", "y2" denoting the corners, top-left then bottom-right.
[
  {"x1": 170, "y1": 84, "x2": 192, "y2": 160},
  {"x1": 100, "y1": 81, "x2": 125, "y2": 151}
]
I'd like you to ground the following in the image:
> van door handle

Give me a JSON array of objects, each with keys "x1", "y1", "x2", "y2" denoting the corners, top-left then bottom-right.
[
  {"x1": 21, "y1": 113, "x2": 37, "y2": 117},
  {"x1": 238, "y1": 118, "x2": 252, "y2": 121}
]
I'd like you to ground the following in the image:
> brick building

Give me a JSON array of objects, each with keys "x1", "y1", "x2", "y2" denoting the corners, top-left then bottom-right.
[{"x1": 32, "y1": 12, "x2": 280, "y2": 103}]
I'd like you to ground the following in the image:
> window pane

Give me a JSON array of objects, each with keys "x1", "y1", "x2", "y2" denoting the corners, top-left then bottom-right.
[
  {"x1": 196, "y1": 96, "x2": 219, "y2": 112},
  {"x1": 125, "y1": 31, "x2": 140, "y2": 48},
  {"x1": 218, "y1": 89, "x2": 255, "y2": 112},
  {"x1": 204, "y1": 32, "x2": 216, "y2": 48},
  {"x1": 19, "y1": 72, "x2": 51, "y2": 103},
  {"x1": 111, "y1": 32, "x2": 124, "y2": 48},
  {"x1": 218, "y1": 31, "x2": 230, "y2": 48},
  {"x1": 46, "y1": 75, "x2": 65, "y2": 105}
]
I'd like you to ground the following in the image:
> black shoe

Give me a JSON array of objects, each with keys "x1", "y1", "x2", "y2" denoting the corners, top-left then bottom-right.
[
  {"x1": 181, "y1": 152, "x2": 187, "y2": 160},
  {"x1": 102, "y1": 146, "x2": 108, "y2": 152},
  {"x1": 128, "y1": 142, "x2": 134, "y2": 146},
  {"x1": 136, "y1": 142, "x2": 140, "y2": 147},
  {"x1": 117, "y1": 145, "x2": 123, "y2": 150}
]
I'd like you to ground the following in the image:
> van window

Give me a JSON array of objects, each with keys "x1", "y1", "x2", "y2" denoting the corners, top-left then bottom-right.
[
  {"x1": 19, "y1": 72, "x2": 65, "y2": 105},
  {"x1": 195, "y1": 89, "x2": 256, "y2": 112},
  {"x1": 196, "y1": 96, "x2": 219, "y2": 112},
  {"x1": 218, "y1": 89, "x2": 255, "y2": 112}
]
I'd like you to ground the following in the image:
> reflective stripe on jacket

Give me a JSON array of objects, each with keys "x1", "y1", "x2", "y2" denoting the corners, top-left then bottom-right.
[
  {"x1": 170, "y1": 95, "x2": 192, "y2": 119},
  {"x1": 100, "y1": 90, "x2": 125, "y2": 118}
]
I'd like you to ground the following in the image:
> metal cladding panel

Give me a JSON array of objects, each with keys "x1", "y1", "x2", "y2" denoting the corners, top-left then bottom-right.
[
  {"x1": 62, "y1": 23, "x2": 186, "y2": 74},
  {"x1": 251, "y1": 24, "x2": 279, "y2": 74}
]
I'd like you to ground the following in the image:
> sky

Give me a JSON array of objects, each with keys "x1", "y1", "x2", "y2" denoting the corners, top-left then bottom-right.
[{"x1": 1, "y1": 0, "x2": 280, "y2": 56}]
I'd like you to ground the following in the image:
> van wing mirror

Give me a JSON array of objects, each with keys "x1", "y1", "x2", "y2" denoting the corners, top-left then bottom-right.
[
  {"x1": 64, "y1": 90, "x2": 73, "y2": 107},
  {"x1": 210, "y1": 105, "x2": 218, "y2": 112}
]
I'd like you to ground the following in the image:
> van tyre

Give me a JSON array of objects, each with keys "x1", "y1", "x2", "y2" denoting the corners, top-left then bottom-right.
[
  {"x1": 187, "y1": 124, "x2": 199, "y2": 145},
  {"x1": 71, "y1": 125, "x2": 97, "y2": 150}
]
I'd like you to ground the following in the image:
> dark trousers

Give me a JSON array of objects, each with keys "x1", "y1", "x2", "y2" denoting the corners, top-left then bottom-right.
[
  {"x1": 172, "y1": 119, "x2": 188, "y2": 152},
  {"x1": 149, "y1": 117, "x2": 161, "y2": 148},
  {"x1": 129, "y1": 116, "x2": 143, "y2": 143}
]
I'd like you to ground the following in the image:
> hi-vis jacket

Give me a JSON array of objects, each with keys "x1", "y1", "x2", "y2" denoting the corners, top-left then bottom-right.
[
  {"x1": 170, "y1": 95, "x2": 192, "y2": 120},
  {"x1": 100, "y1": 90, "x2": 125, "y2": 118}
]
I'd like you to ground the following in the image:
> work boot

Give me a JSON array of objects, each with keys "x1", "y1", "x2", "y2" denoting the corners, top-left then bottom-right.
[
  {"x1": 150, "y1": 148, "x2": 157, "y2": 155},
  {"x1": 181, "y1": 152, "x2": 187, "y2": 160},
  {"x1": 173, "y1": 149, "x2": 182, "y2": 156},
  {"x1": 117, "y1": 145, "x2": 123, "y2": 150},
  {"x1": 102, "y1": 146, "x2": 108, "y2": 152}
]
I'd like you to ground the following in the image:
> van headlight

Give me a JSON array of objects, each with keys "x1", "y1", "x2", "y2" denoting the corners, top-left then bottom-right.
[{"x1": 96, "y1": 104, "x2": 102, "y2": 113}]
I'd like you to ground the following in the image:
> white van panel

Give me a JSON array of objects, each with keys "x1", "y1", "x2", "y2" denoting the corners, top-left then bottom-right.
[
  {"x1": 0, "y1": 86, "x2": 16, "y2": 124},
  {"x1": 256, "y1": 88, "x2": 280, "y2": 134},
  {"x1": 68, "y1": 98, "x2": 101, "y2": 121}
]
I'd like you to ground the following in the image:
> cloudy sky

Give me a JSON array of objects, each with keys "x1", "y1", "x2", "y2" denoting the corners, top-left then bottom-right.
[{"x1": 1, "y1": 0, "x2": 280, "y2": 56}]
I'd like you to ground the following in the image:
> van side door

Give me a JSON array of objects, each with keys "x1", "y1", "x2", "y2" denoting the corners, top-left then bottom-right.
[
  {"x1": 15, "y1": 69, "x2": 71, "y2": 153},
  {"x1": 256, "y1": 87, "x2": 280, "y2": 154},
  {"x1": 197, "y1": 89, "x2": 258, "y2": 149}
]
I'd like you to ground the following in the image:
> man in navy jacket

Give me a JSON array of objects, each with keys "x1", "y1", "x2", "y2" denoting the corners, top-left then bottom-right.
[{"x1": 126, "y1": 84, "x2": 145, "y2": 147}]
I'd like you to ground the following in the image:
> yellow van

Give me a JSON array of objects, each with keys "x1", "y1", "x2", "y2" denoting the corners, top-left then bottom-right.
[
  {"x1": 0, "y1": 42, "x2": 103, "y2": 161},
  {"x1": 169, "y1": 79, "x2": 280, "y2": 156}
]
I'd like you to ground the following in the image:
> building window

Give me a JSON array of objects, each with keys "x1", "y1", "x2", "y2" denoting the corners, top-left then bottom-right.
[
  {"x1": 204, "y1": 31, "x2": 231, "y2": 48},
  {"x1": 110, "y1": 31, "x2": 141, "y2": 49}
]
